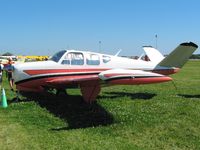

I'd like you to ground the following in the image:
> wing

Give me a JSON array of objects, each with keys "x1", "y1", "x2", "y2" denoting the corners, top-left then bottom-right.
[
  {"x1": 44, "y1": 69, "x2": 171, "y2": 103},
  {"x1": 45, "y1": 69, "x2": 171, "y2": 87},
  {"x1": 45, "y1": 74, "x2": 100, "y2": 103}
]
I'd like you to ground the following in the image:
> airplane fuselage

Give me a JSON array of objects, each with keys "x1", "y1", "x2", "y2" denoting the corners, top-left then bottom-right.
[
  {"x1": 11, "y1": 42, "x2": 198, "y2": 102},
  {"x1": 13, "y1": 50, "x2": 175, "y2": 94}
]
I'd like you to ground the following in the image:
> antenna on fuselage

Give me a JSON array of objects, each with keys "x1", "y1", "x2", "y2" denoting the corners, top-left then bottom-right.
[
  {"x1": 99, "y1": 41, "x2": 101, "y2": 53},
  {"x1": 115, "y1": 49, "x2": 122, "y2": 56},
  {"x1": 155, "y1": 34, "x2": 158, "y2": 49}
]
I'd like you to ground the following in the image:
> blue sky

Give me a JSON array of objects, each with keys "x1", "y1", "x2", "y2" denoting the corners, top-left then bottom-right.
[{"x1": 0, "y1": 0, "x2": 200, "y2": 56}]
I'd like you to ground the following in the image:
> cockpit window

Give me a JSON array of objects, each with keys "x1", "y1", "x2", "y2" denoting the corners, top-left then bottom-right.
[
  {"x1": 50, "y1": 50, "x2": 66, "y2": 62},
  {"x1": 62, "y1": 52, "x2": 84, "y2": 65}
]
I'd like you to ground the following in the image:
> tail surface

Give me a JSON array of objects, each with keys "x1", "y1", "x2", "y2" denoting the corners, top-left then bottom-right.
[
  {"x1": 158, "y1": 42, "x2": 198, "y2": 68},
  {"x1": 143, "y1": 46, "x2": 164, "y2": 64}
]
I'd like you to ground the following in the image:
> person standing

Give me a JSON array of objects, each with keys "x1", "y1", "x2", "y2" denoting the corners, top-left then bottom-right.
[
  {"x1": 0, "y1": 60, "x2": 4, "y2": 89},
  {"x1": 6, "y1": 58, "x2": 14, "y2": 91}
]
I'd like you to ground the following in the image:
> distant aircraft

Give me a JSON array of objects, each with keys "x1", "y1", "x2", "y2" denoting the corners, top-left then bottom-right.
[{"x1": 13, "y1": 42, "x2": 198, "y2": 103}]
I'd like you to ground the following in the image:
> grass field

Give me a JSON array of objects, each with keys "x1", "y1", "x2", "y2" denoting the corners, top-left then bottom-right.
[{"x1": 1, "y1": 61, "x2": 200, "y2": 150}]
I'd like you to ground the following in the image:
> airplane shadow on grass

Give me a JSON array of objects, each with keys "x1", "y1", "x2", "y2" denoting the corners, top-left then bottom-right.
[
  {"x1": 178, "y1": 94, "x2": 200, "y2": 99},
  {"x1": 11, "y1": 91, "x2": 156, "y2": 130},
  {"x1": 12, "y1": 93, "x2": 114, "y2": 130},
  {"x1": 99, "y1": 92, "x2": 156, "y2": 100}
]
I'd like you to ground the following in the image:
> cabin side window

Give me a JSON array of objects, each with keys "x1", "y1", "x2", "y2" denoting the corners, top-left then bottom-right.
[
  {"x1": 86, "y1": 54, "x2": 100, "y2": 65},
  {"x1": 62, "y1": 52, "x2": 84, "y2": 65},
  {"x1": 102, "y1": 55, "x2": 111, "y2": 63}
]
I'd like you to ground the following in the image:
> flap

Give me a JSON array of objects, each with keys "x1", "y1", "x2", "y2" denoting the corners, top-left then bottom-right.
[{"x1": 98, "y1": 69, "x2": 164, "y2": 81}]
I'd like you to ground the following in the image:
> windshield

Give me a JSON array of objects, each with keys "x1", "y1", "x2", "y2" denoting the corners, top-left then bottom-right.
[{"x1": 50, "y1": 50, "x2": 66, "y2": 62}]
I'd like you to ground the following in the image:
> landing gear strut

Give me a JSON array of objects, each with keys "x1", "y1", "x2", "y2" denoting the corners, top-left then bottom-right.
[{"x1": 56, "y1": 88, "x2": 68, "y2": 96}]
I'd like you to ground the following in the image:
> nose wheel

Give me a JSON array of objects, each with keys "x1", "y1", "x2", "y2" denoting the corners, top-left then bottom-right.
[{"x1": 11, "y1": 90, "x2": 21, "y2": 102}]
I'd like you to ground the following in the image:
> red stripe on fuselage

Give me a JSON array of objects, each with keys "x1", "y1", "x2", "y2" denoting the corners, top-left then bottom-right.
[
  {"x1": 24, "y1": 69, "x2": 108, "y2": 76},
  {"x1": 23, "y1": 68, "x2": 179, "y2": 76}
]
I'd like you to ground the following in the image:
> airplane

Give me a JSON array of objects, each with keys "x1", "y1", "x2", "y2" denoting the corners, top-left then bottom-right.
[{"x1": 12, "y1": 42, "x2": 198, "y2": 103}]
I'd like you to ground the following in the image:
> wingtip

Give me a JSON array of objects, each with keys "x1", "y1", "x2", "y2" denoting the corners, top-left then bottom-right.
[
  {"x1": 180, "y1": 42, "x2": 198, "y2": 48},
  {"x1": 143, "y1": 45, "x2": 153, "y2": 48}
]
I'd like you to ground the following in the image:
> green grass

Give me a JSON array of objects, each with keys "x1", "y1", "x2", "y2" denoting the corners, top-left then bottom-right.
[{"x1": 1, "y1": 60, "x2": 200, "y2": 150}]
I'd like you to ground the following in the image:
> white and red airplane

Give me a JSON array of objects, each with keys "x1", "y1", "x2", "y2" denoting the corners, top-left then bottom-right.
[{"x1": 13, "y1": 42, "x2": 198, "y2": 103}]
